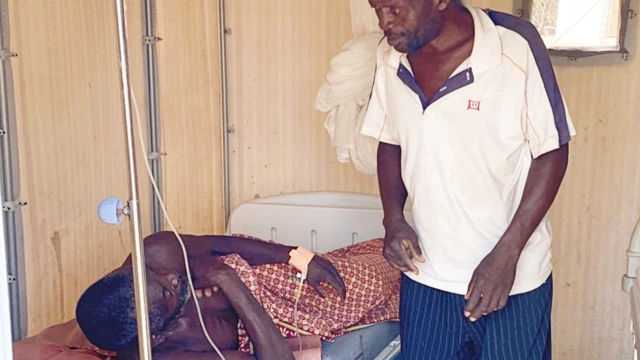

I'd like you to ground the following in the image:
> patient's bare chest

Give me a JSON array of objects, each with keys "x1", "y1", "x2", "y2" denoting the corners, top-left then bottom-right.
[{"x1": 162, "y1": 298, "x2": 240, "y2": 353}]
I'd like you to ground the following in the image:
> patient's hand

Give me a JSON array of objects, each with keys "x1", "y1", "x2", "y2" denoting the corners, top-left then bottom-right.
[
  {"x1": 192, "y1": 259, "x2": 238, "y2": 290},
  {"x1": 307, "y1": 256, "x2": 346, "y2": 299},
  {"x1": 191, "y1": 260, "x2": 294, "y2": 360}
]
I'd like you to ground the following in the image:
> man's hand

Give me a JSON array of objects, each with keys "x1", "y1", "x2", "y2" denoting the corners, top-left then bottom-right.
[
  {"x1": 463, "y1": 247, "x2": 519, "y2": 321},
  {"x1": 306, "y1": 256, "x2": 346, "y2": 299},
  {"x1": 375, "y1": 142, "x2": 423, "y2": 275},
  {"x1": 383, "y1": 219, "x2": 425, "y2": 275},
  {"x1": 192, "y1": 259, "x2": 237, "y2": 290},
  {"x1": 463, "y1": 145, "x2": 570, "y2": 322}
]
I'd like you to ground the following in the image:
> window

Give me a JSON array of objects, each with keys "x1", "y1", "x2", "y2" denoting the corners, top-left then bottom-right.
[{"x1": 519, "y1": 0, "x2": 634, "y2": 59}]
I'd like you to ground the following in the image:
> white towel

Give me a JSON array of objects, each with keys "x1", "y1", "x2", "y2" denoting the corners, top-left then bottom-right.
[{"x1": 315, "y1": 32, "x2": 383, "y2": 176}]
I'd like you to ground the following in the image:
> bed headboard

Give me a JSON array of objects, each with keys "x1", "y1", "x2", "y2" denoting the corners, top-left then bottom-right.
[{"x1": 226, "y1": 191, "x2": 413, "y2": 254}]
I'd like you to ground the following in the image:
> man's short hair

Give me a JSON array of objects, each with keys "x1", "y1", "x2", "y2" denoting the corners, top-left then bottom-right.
[{"x1": 75, "y1": 272, "x2": 165, "y2": 351}]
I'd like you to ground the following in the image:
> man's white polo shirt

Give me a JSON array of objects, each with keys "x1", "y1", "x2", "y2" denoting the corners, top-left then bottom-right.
[{"x1": 361, "y1": 6, "x2": 577, "y2": 296}]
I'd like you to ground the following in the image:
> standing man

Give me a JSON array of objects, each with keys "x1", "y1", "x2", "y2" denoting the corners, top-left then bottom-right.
[{"x1": 361, "y1": 0, "x2": 576, "y2": 359}]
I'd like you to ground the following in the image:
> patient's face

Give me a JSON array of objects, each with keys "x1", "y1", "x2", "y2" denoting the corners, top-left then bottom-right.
[{"x1": 145, "y1": 268, "x2": 190, "y2": 329}]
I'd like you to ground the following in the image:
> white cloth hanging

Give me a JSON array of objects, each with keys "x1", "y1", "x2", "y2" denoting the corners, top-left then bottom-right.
[
  {"x1": 314, "y1": 0, "x2": 383, "y2": 176},
  {"x1": 315, "y1": 32, "x2": 383, "y2": 177},
  {"x1": 349, "y1": 0, "x2": 383, "y2": 37}
]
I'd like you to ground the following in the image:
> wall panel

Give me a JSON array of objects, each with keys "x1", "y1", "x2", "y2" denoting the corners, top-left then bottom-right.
[
  {"x1": 548, "y1": 55, "x2": 639, "y2": 359},
  {"x1": 9, "y1": 0, "x2": 225, "y2": 336},
  {"x1": 225, "y1": 0, "x2": 379, "y2": 210},
  {"x1": 155, "y1": 0, "x2": 225, "y2": 234},
  {"x1": 9, "y1": 0, "x2": 151, "y2": 336}
]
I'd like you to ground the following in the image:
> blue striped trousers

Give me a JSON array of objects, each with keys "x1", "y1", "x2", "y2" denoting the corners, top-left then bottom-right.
[{"x1": 399, "y1": 274, "x2": 552, "y2": 360}]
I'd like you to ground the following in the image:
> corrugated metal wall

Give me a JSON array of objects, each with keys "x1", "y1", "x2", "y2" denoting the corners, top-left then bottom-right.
[
  {"x1": 8, "y1": 0, "x2": 225, "y2": 335},
  {"x1": 225, "y1": 0, "x2": 379, "y2": 209},
  {"x1": 6, "y1": 0, "x2": 638, "y2": 359},
  {"x1": 9, "y1": 0, "x2": 149, "y2": 335}
]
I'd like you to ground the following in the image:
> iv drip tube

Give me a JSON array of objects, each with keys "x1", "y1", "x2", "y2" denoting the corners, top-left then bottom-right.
[{"x1": 114, "y1": 1, "x2": 152, "y2": 359}]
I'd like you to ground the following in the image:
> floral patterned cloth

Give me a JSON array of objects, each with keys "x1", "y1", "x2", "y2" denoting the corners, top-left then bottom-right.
[{"x1": 221, "y1": 235, "x2": 400, "y2": 353}]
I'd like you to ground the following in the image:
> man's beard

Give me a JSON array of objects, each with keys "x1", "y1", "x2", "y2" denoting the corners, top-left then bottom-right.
[{"x1": 403, "y1": 14, "x2": 445, "y2": 54}]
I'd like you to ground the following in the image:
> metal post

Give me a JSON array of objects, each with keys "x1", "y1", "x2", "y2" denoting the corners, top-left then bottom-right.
[
  {"x1": 114, "y1": 1, "x2": 152, "y2": 359},
  {"x1": 142, "y1": 0, "x2": 163, "y2": 233},
  {"x1": 0, "y1": 175, "x2": 13, "y2": 360},
  {"x1": 218, "y1": 0, "x2": 231, "y2": 226},
  {"x1": 0, "y1": 0, "x2": 26, "y2": 341}
]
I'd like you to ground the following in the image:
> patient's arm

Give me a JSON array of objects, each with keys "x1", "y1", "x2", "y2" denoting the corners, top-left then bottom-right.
[
  {"x1": 118, "y1": 262, "x2": 293, "y2": 360},
  {"x1": 139, "y1": 231, "x2": 294, "y2": 269},
  {"x1": 195, "y1": 261, "x2": 296, "y2": 360},
  {"x1": 135, "y1": 231, "x2": 346, "y2": 299}
]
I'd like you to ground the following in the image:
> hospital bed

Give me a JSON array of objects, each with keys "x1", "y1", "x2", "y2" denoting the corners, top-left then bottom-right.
[
  {"x1": 226, "y1": 191, "x2": 405, "y2": 360},
  {"x1": 9, "y1": 191, "x2": 405, "y2": 359}
]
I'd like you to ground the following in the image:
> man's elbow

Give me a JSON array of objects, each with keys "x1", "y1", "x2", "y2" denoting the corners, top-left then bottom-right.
[
  {"x1": 536, "y1": 144, "x2": 570, "y2": 186},
  {"x1": 554, "y1": 143, "x2": 569, "y2": 173},
  {"x1": 535, "y1": 143, "x2": 569, "y2": 168}
]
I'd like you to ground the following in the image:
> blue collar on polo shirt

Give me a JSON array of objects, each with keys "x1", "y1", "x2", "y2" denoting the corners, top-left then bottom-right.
[{"x1": 385, "y1": 6, "x2": 503, "y2": 111}]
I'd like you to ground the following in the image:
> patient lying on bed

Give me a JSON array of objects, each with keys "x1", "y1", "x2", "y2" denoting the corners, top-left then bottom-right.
[{"x1": 14, "y1": 232, "x2": 400, "y2": 360}]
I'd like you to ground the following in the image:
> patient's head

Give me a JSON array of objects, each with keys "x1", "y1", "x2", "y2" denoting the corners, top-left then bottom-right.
[{"x1": 75, "y1": 266, "x2": 189, "y2": 351}]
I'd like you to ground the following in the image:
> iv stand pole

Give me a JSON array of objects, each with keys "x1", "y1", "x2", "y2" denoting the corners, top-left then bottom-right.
[{"x1": 115, "y1": 1, "x2": 153, "y2": 359}]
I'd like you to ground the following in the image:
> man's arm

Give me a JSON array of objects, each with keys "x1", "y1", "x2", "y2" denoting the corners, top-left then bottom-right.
[
  {"x1": 464, "y1": 144, "x2": 569, "y2": 320},
  {"x1": 377, "y1": 142, "x2": 425, "y2": 273},
  {"x1": 140, "y1": 232, "x2": 294, "y2": 271},
  {"x1": 496, "y1": 144, "x2": 569, "y2": 257},
  {"x1": 200, "y1": 262, "x2": 296, "y2": 360},
  {"x1": 119, "y1": 264, "x2": 296, "y2": 360},
  {"x1": 135, "y1": 232, "x2": 345, "y2": 299},
  {"x1": 378, "y1": 142, "x2": 408, "y2": 227},
  {"x1": 140, "y1": 231, "x2": 346, "y2": 299}
]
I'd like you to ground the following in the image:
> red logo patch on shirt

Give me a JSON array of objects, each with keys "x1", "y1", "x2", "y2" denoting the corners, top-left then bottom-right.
[{"x1": 467, "y1": 100, "x2": 481, "y2": 111}]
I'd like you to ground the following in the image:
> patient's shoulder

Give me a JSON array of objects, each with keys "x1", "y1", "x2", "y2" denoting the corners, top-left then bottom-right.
[
  {"x1": 143, "y1": 231, "x2": 178, "y2": 253},
  {"x1": 144, "y1": 230, "x2": 180, "y2": 242},
  {"x1": 142, "y1": 231, "x2": 189, "y2": 268}
]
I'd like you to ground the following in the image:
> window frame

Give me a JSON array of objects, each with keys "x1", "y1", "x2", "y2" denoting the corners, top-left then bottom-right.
[{"x1": 515, "y1": 0, "x2": 634, "y2": 60}]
